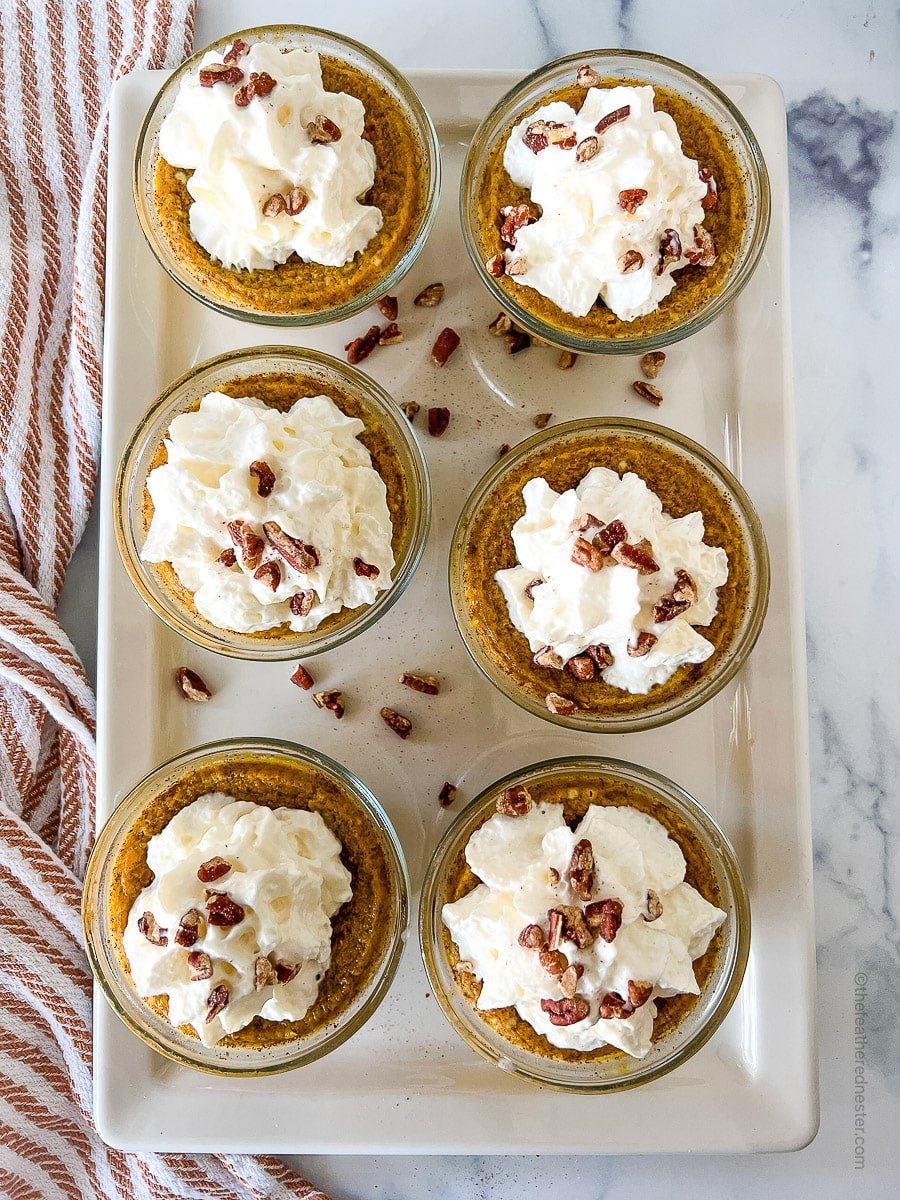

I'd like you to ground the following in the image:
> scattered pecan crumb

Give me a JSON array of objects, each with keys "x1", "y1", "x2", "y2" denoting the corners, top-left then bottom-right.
[
  {"x1": 571, "y1": 512, "x2": 602, "y2": 536},
  {"x1": 571, "y1": 536, "x2": 606, "y2": 571},
  {"x1": 599, "y1": 991, "x2": 629, "y2": 1019},
  {"x1": 656, "y1": 228, "x2": 682, "y2": 275},
  {"x1": 205, "y1": 984, "x2": 230, "y2": 1023},
  {"x1": 223, "y1": 38, "x2": 249, "y2": 64},
  {"x1": 595, "y1": 518, "x2": 627, "y2": 551},
  {"x1": 558, "y1": 350, "x2": 578, "y2": 369},
  {"x1": 533, "y1": 645, "x2": 565, "y2": 670},
  {"x1": 253, "y1": 560, "x2": 281, "y2": 591},
  {"x1": 699, "y1": 166, "x2": 718, "y2": 209},
  {"x1": 137, "y1": 912, "x2": 167, "y2": 946},
  {"x1": 496, "y1": 784, "x2": 532, "y2": 817},
  {"x1": 380, "y1": 707, "x2": 412, "y2": 738},
  {"x1": 414, "y1": 282, "x2": 444, "y2": 307},
  {"x1": 197, "y1": 857, "x2": 231, "y2": 884},
  {"x1": 586, "y1": 897, "x2": 623, "y2": 942},
  {"x1": 627, "y1": 631, "x2": 658, "y2": 658},
  {"x1": 560, "y1": 962, "x2": 585, "y2": 1000},
  {"x1": 618, "y1": 249, "x2": 644, "y2": 274},
  {"x1": 567, "y1": 838, "x2": 595, "y2": 901},
  {"x1": 187, "y1": 950, "x2": 212, "y2": 981},
  {"x1": 497, "y1": 442, "x2": 511, "y2": 459},
  {"x1": 431, "y1": 329, "x2": 460, "y2": 367},
  {"x1": 313, "y1": 690, "x2": 345, "y2": 719},
  {"x1": 263, "y1": 522, "x2": 318, "y2": 572},
  {"x1": 290, "y1": 663, "x2": 314, "y2": 691},
  {"x1": 504, "y1": 329, "x2": 530, "y2": 354},
  {"x1": 575, "y1": 134, "x2": 600, "y2": 162},
  {"x1": 539, "y1": 948, "x2": 568, "y2": 977},
  {"x1": 377, "y1": 295, "x2": 398, "y2": 321},
  {"x1": 205, "y1": 892, "x2": 245, "y2": 927},
  {"x1": 546, "y1": 692, "x2": 578, "y2": 716},
  {"x1": 595, "y1": 104, "x2": 631, "y2": 135},
  {"x1": 611, "y1": 538, "x2": 660, "y2": 574},
  {"x1": 640, "y1": 351, "x2": 666, "y2": 378},
  {"x1": 628, "y1": 980, "x2": 653, "y2": 1009},
  {"x1": 174, "y1": 908, "x2": 204, "y2": 947},
  {"x1": 399, "y1": 671, "x2": 440, "y2": 695},
  {"x1": 289, "y1": 589, "x2": 316, "y2": 617},
  {"x1": 689, "y1": 222, "x2": 717, "y2": 267},
  {"x1": 255, "y1": 956, "x2": 277, "y2": 989},
  {"x1": 565, "y1": 654, "x2": 595, "y2": 681},
  {"x1": 400, "y1": 401, "x2": 420, "y2": 423},
  {"x1": 274, "y1": 962, "x2": 300, "y2": 984},
  {"x1": 541, "y1": 996, "x2": 590, "y2": 1026},
  {"x1": 518, "y1": 923, "x2": 544, "y2": 950},
  {"x1": 428, "y1": 406, "x2": 451, "y2": 436},
  {"x1": 453, "y1": 959, "x2": 475, "y2": 975},
  {"x1": 307, "y1": 114, "x2": 342, "y2": 143},
  {"x1": 199, "y1": 63, "x2": 244, "y2": 88},
  {"x1": 547, "y1": 909, "x2": 563, "y2": 951},
  {"x1": 262, "y1": 192, "x2": 286, "y2": 216},
  {"x1": 506, "y1": 256, "x2": 527, "y2": 276},
  {"x1": 499, "y1": 203, "x2": 535, "y2": 247},
  {"x1": 217, "y1": 547, "x2": 237, "y2": 567},
  {"x1": 524, "y1": 577, "x2": 543, "y2": 601},
  {"x1": 345, "y1": 324, "x2": 381, "y2": 364},
  {"x1": 532, "y1": 412, "x2": 552, "y2": 429},
  {"x1": 286, "y1": 185, "x2": 309, "y2": 215},
  {"x1": 227, "y1": 518, "x2": 265, "y2": 569},
  {"x1": 645, "y1": 889, "x2": 664, "y2": 921},
  {"x1": 488, "y1": 312, "x2": 513, "y2": 337},
  {"x1": 378, "y1": 322, "x2": 404, "y2": 345},
  {"x1": 618, "y1": 187, "x2": 649, "y2": 213},
  {"x1": 175, "y1": 667, "x2": 212, "y2": 702},
  {"x1": 234, "y1": 71, "x2": 276, "y2": 107},
  {"x1": 576, "y1": 64, "x2": 601, "y2": 87},
  {"x1": 586, "y1": 643, "x2": 614, "y2": 669},
  {"x1": 548, "y1": 867, "x2": 561, "y2": 885},
  {"x1": 485, "y1": 252, "x2": 505, "y2": 277},
  {"x1": 632, "y1": 380, "x2": 663, "y2": 406},
  {"x1": 353, "y1": 558, "x2": 380, "y2": 579},
  {"x1": 551, "y1": 904, "x2": 594, "y2": 949},
  {"x1": 438, "y1": 781, "x2": 457, "y2": 807}
]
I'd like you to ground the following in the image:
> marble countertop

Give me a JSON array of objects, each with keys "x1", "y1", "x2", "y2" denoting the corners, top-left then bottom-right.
[{"x1": 59, "y1": 0, "x2": 899, "y2": 1194}]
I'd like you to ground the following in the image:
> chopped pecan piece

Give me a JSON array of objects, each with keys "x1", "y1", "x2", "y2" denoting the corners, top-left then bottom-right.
[
  {"x1": 534, "y1": 119, "x2": 577, "y2": 148},
  {"x1": 575, "y1": 134, "x2": 600, "y2": 162},
  {"x1": 290, "y1": 662, "x2": 315, "y2": 691},
  {"x1": 199, "y1": 63, "x2": 244, "y2": 88},
  {"x1": 399, "y1": 672, "x2": 440, "y2": 695},
  {"x1": 187, "y1": 950, "x2": 212, "y2": 981},
  {"x1": 499, "y1": 203, "x2": 535, "y2": 248},
  {"x1": 532, "y1": 412, "x2": 552, "y2": 429},
  {"x1": 379, "y1": 322, "x2": 404, "y2": 345},
  {"x1": 586, "y1": 643, "x2": 614, "y2": 669},
  {"x1": 197, "y1": 856, "x2": 230, "y2": 883},
  {"x1": 454, "y1": 959, "x2": 475, "y2": 975},
  {"x1": 377, "y1": 295, "x2": 398, "y2": 321},
  {"x1": 205, "y1": 892, "x2": 245, "y2": 927},
  {"x1": 541, "y1": 996, "x2": 590, "y2": 1026},
  {"x1": 274, "y1": 962, "x2": 300, "y2": 984},
  {"x1": 699, "y1": 165, "x2": 718, "y2": 209},
  {"x1": 632, "y1": 380, "x2": 663, "y2": 406},
  {"x1": 644, "y1": 889, "x2": 664, "y2": 922},
  {"x1": 586, "y1": 897, "x2": 623, "y2": 942},
  {"x1": 524, "y1": 578, "x2": 543, "y2": 601},
  {"x1": 137, "y1": 912, "x2": 167, "y2": 946},
  {"x1": 488, "y1": 311, "x2": 513, "y2": 337},
  {"x1": 576, "y1": 64, "x2": 601, "y2": 88},
  {"x1": 400, "y1": 400, "x2": 420, "y2": 423},
  {"x1": 518, "y1": 923, "x2": 545, "y2": 950},
  {"x1": 595, "y1": 104, "x2": 630, "y2": 135},
  {"x1": 205, "y1": 984, "x2": 230, "y2": 1023},
  {"x1": 566, "y1": 655, "x2": 595, "y2": 681},
  {"x1": 547, "y1": 867, "x2": 561, "y2": 885},
  {"x1": 414, "y1": 282, "x2": 445, "y2": 307},
  {"x1": 628, "y1": 980, "x2": 653, "y2": 1009},
  {"x1": 618, "y1": 249, "x2": 644, "y2": 274},
  {"x1": 496, "y1": 784, "x2": 532, "y2": 817},
  {"x1": 560, "y1": 962, "x2": 585, "y2": 1000},
  {"x1": 217, "y1": 547, "x2": 237, "y2": 567},
  {"x1": 289, "y1": 589, "x2": 316, "y2": 618},
  {"x1": 175, "y1": 666, "x2": 212, "y2": 702},
  {"x1": 428, "y1": 406, "x2": 451, "y2": 436},
  {"x1": 253, "y1": 560, "x2": 281, "y2": 591},
  {"x1": 547, "y1": 908, "x2": 563, "y2": 951},
  {"x1": 567, "y1": 839, "x2": 595, "y2": 901},
  {"x1": 485, "y1": 252, "x2": 505, "y2": 277},
  {"x1": 506, "y1": 256, "x2": 527, "y2": 276},
  {"x1": 263, "y1": 521, "x2": 319, "y2": 572},
  {"x1": 550, "y1": 904, "x2": 594, "y2": 949},
  {"x1": 285, "y1": 185, "x2": 309, "y2": 215},
  {"x1": 345, "y1": 323, "x2": 381, "y2": 364},
  {"x1": 627, "y1": 631, "x2": 658, "y2": 657},
  {"x1": 497, "y1": 443, "x2": 511, "y2": 459},
  {"x1": 571, "y1": 536, "x2": 606, "y2": 571},
  {"x1": 234, "y1": 71, "x2": 277, "y2": 107},
  {"x1": 653, "y1": 595, "x2": 690, "y2": 623},
  {"x1": 505, "y1": 329, "x2": 530, "y2": 354},
  {"x1": 558, "y1": 350, "x2": 578, "y2": 369},
  {"x1": 174, "y1": 908, "x2": 204, "y2": 947},
  {"x1": 599, "y1": 991, "x2": 629, "y2": 1019},
  {"x1": 262, "y1": 192, "x2": 286, "y2": 216},
  {"x1": 307, "y1": 114, "x2": 342, "y2": 143},
  {"x1": 690, "y1": 222, "x2": 717, "y2": 267},
  {"x1": 522, "y1": 122, "x2": 550, "y2": 153},
  {"x1": 539, "y1": 948, "x2": 568, "y2": 977},
  {"x1": 656, "y1": 228, "x2": 682, "y2": 275},
  {"x1": 640, "y1": 351, "x2": 666, "y2": 379},
  {"x1": 313, "y1": 690, "x2": 345, "y2": 719},
  {"x1": 672, "y1": 569, "x2": 698, "y2": 604},
  {"x1": 227, "y1": 519, "x2": 265, "y2": 569},
  {"x1": 254, "y1": 956, "x2": 277, "y2": 989},
  {"x1": 533, "y1": 645, "x2": 565, "y2": 670},
  {"x1": 380, "y1": 707, "x2": 412, "y2": 738},
  {"x1": 353, "y1": 558, "x2": 380, "y2": 579},
  {"x1": 223, "y1": 38, "x2": 249, "y2": 64},
  {"x1": 595, "y1": 518, "x2": 627, "y2": 551},
  {"x1": 438, "y1": 781, "x2": 457, "y2": 808},
  {"x1": 431, "y1": 330, "x2": 460, "y2": 367},
  {"x1": 249, "y1": 459, "x2": 276, "y2": 497},
  {"x1": 611, "y1": 538, "x2": 659, "y2": 574},
  {"x1": 546, "y1": 692, "x2": 578, "y2": 716},
  {"x1": 618, "y1": 187, "x2": 648, "y2": 213},
  {"x1": 570, "y1": 511, "x2": 603, "y2": 537}
]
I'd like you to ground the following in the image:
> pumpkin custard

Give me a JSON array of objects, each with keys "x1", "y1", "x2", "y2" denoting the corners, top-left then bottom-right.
[
  {"x1": 111, "y1": 752, "x2": 394, "y2": 1049},
  {"x1": 152, "y1": 35, "x2": 428, "y2": 316},
  {"x1": 459, "y1": 427, "x2": 752, "y2": 722},
  {"x1": 441, "y1": 770, "x2": 726, "y2": 1062},
  {"x1": 473, "y1": 65, "x2": 747, "y2": 342},
  {"x1": 140, "y1": 370, "x2": 410, "y2": 644}
]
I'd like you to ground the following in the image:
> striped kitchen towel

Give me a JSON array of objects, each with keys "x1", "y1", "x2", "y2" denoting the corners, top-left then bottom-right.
[{"x1": 0, "y1": 2, "x2": 329, "y2": 1196}]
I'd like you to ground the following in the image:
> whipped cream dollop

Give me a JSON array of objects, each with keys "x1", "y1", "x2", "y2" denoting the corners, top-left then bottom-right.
[
  {"x1": 495, "y1": 467, "x2": 729, "y2": 694},
  {"x1": 123, "y1": 792, "x2": 353, "y2": 1047},
  {"x1": 141, "y1": 390, "x2": 395, "y2": 635},
  {"x1": 442, "y1": 798, "x2": 726, "y2": 1057},
  {"x1": 501, "y1": 85, "x2": 713, "y2": 320},
  {"x1": 158, "y1": 39, "x2": 382, "y2": 270}
]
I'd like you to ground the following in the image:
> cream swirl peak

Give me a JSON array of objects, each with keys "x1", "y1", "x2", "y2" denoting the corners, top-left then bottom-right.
[
  {"x1": 500, "y1": 85, "x2": 716, "y2": 320},
  {"x1": 495, "y1": 467, "x2": 729, "y2": 694},
  {"x1": 158, "y1": 39, "x2": 382, "y2": 271},
  {"x1": 141, "y1": 390, "x2": 395, "y2": 635},
  {"x1": 123, "y1": 793, "x2": 353, "y2": 1047},
  {"x1": 442, "y1": 799, "x2": 726, "y2": 1057}
]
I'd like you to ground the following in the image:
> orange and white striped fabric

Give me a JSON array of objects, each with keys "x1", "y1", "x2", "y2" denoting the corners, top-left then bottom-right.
[{"x1": 0, "y1": 3, "x2": 329, "y2": 1195}]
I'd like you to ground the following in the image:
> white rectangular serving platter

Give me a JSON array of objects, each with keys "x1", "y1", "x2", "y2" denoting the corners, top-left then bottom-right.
[{"x1": 95, "y1": 67, "x2": 817, "y2": 1154}]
